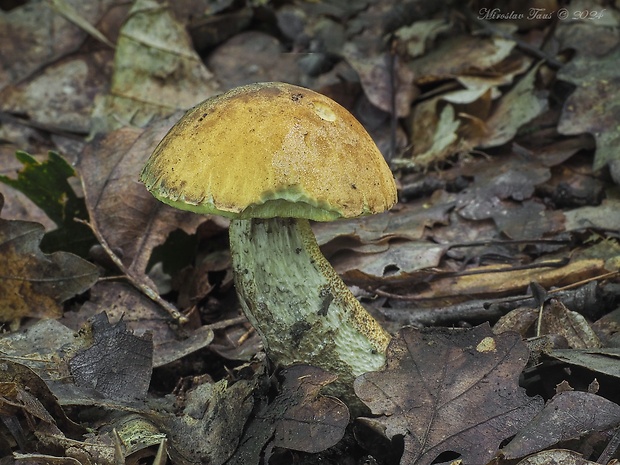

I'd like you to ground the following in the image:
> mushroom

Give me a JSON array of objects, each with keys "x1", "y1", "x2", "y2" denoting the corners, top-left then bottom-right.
[{"x1": 140, "y1": 82, "x2": 396, "y2": 400}]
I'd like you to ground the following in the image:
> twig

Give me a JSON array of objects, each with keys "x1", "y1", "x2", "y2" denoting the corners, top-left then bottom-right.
[
  {"x1": 76, "y1": 218, "x2": 187, "y2": 324},
  {"x1": 76, "y1": 173, "x2": 188, "y2": 323}
]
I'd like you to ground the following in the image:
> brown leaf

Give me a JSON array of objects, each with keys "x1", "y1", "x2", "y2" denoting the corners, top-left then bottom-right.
[
  {"x1": 0, "y1": 51, "x2": 112, "y2": 134},
  {"x1": 502, "y1": 391, "x2": 620, "y2": 459},
  {"x1": 272, "y1": 365, "x2": 350, "y2": 454},
  {"x1": 0, "y1": 195, "x2": 99, "y2": 323},
  {"x1": 540, "y1": 299, "x2": 601, "y2": 349},
  {"x1": 70, "y1": 281, "x2": 214, "y2": 367},
  {"x1": 557, "y1": 25, "x2": 620, "y2": 170},
  {"x1": 207, "y1": 31, "x2": 301, "y2": 91},
  {"x1": 0, "y1": 0, "x2": 117, "y2": 90},
  {"x1": 457, "y1": 155, "x2": 551, "y2": 222},
  {"x1": 343, "y1": 43, "x2": 416, "y2": 118},
  {"x1": 92, "y1": 0, "x2": 219, "y2": 132},
  {"x1": 0, "y1": 359, "x2": 86, "y2": 439},
  {"x1": 547, "y1": 348, "x2": 620, "y2": 379},
  {"x1": 478, "y1": 63, "x2": 548, "y2": 148},
  {"x1": 354, "y1": 324, "x2": 543, "y2": 465},
  {"x1": 228, "y1": 365, "x2": 349, "y2": 464},
  {"x1": 409, "y1": 35, "x2": 516, "y2": 84},
  {"x1": 69, "y1": 312, "x2": 153, "y2": 402},
  {"x1": 514, "y1": 449, "x2": 600, "y2": 465}
]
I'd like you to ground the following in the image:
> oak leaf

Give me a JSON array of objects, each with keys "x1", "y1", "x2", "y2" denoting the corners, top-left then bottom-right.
[{"x1": 354, "y1": 324, "x2": 543, "y2": 465}]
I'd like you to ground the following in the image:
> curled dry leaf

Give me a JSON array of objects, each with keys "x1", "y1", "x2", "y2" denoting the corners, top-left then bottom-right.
[
  {"x1": 478, "y1": 63, "x2": 548, "y2": 149},
  {"x1": 354, "y1": 324, "x2": 543, "y2": 465},
  {"x1": 0, "y1": 194, "x2": 99, "y2": 323},
  {"x1": 502, "y1": 391, "x2": 620, "y2": 459},
  {"x1": 0, "y1": 359, "x2": 86, "y2": 440}
]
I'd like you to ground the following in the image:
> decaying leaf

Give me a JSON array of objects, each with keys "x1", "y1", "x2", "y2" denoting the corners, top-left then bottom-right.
[
  {"x1": 152, "y1": 377, "x2": 256, "y2": 465},
  {"x1": 557, "y1": 22, "x2": 620, "y2": 170},
  {"x1": 73, "y1": 281, "x2": 214, "y2": 367},
  {"x1": 548, "y1": 348, "x2": 620, "y2": 379},
  {"x1": 408, "y1": 100, "x2": 466, "y2": 168},
  {"x1": 409, "y1": 35, "x2": 516, "y2": 83},
  {"x1": 479, "y1": 63, "x2": 548, "y2": 148},
  {"x1": 69, "y1": 313, "x2": 153, "y2": 402},
  {"x1": 0, "y1": 51, "x2": 112, "y2": 134},
  {"x1": 228, "y1": 365, "x2": 349, "y2": 464},
  {"x1": 0, "y1": 0, "x2": 116, "y2": 91},
  {"x1": 354, "y1": 324, "x2": 543, "y2": 465},
  {"x1": 0, "y1": 359, "x2": 86, "y2": 441},
  {"x1": 502, "y1": 391, "x2": 620, "y2": 459},
  {"x1": 495, "y1": 299, "x2": 601, "y2": 349},
  {"x1": 514, "y1": 449, "x2": 600, "y2": 465},
  {"x1": 343, "y1": 42, "x2": 416, "y2": 118},
  {"x1": 0, "y1": 194, "x2": 99, "y2": 323},
  {"x1": 272, "y1": 365, "x2": 350, "y2": 454},
  {"x1": 92, "y1": 0, "x2": 219, "y2": 132}
]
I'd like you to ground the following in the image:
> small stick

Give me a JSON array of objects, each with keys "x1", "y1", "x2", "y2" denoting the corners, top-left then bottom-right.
[{"x1": 76, "y1": 174, "x2": 188, "y2": 324}]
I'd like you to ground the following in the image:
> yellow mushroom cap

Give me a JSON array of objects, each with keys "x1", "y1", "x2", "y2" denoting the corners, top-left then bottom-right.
[{"x1": 140, "y1": 82, "x2": 397, "y2": 221}]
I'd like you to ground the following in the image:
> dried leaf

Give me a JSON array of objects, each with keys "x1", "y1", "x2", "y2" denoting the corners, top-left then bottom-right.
[
  {"x1": 355, "y1": 324, "x2": 543, "y2": 465},
  {"x1": 73, "y1": 282, "x2": 214, "y2": 367},
  {"x1": 409, "y1": 35, "x2": 516, "y2": 83},
  {"x1": 564, "y1": 199, "x2": 620, "y2": 232},
  {"x1": 343, "y1": 43, "x2": 416, "y2": 117},
  {"x1": 0, "y1": 51, "x2": 112, "y2": 134},
  {"x1": 0, "y1": 0, "x2": 116, "y2": 90},
  {"x1": 558, "y1": 34, "x2": 620, "y2": 170},
  {"x1": 207, "y1": 31, "x2": 301, "y2": 91},
  {"x1": 515, "y1": 449, "x2": 600, "y2": 465},
  {"x1": 0, "y1": 360, "x2": 85, "y2": 438},
  {"x1": 548, "y1": 348, "x2": 620, "y2": 379},
  {"x1": 540, "y1": 299, "x2": 601, "y2": 349},
  {"x1": 0, "y1": 194, "x2": 99, "y2": 323},
  {"x1": 229, "y1": 365, "x2": 349, "y2": 464},
  {"x1": 502, "y1": 391, "x2": 620, "y2": 459},
  {"x1": 479, "y1": 63, "x2": 548, "y2": 148},
  {"x1": 155, "y1": 378, "x2": 256, "y2": 465},
  {"x1": 69, "y1": 313, "x2": 153, "y2": 402},
  {"x1": 409, "y1": 101, "x2": 464, "y2": 167},
  {"x1": 395, "y1": 19, "x2": 452, "y2": 58},
  {"x1": 92, "y1": 0, "x2": 219, "y2": 132},
  {"x1": 272, "y1": 365, "x2": 350, "y2": 454}
]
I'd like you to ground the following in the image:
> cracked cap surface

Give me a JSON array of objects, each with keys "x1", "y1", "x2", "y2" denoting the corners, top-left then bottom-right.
[{"x1": 140, "y1": 82, "x2": 397, "y2": 221}]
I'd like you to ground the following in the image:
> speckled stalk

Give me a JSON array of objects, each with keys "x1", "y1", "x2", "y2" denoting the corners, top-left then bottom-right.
[{"x1": 229, "y1": 217, "x2": 390, "y2": 399}]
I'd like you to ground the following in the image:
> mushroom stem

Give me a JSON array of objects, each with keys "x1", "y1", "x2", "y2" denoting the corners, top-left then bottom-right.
[{"x1": 229, "y1": 217, "x2": 391, "y2": 394}]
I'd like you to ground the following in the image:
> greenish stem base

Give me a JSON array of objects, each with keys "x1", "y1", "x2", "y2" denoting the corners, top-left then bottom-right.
[{"x1": 229, "y1": 217, "x2": 390, "y2": 401}]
